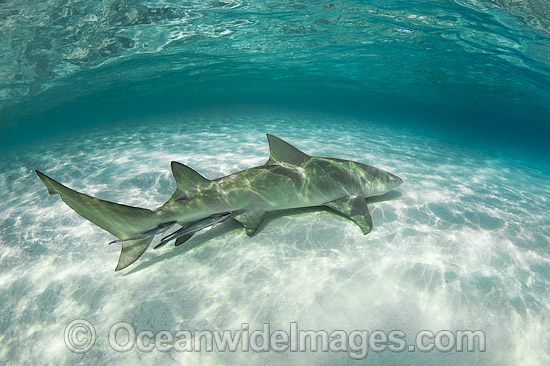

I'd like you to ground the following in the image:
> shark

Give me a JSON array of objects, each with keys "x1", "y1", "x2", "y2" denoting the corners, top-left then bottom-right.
[{"x1": 36, "y1": 134, "x2": 402, "y2": 271}]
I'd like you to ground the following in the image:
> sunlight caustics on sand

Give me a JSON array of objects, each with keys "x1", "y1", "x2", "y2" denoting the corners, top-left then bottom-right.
[{"x1": 0, "y1": 111, "x2": 549, "y2": 365}]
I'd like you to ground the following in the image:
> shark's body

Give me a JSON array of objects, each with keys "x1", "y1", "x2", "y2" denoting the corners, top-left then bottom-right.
[{"x1": 37, "y1": 134, "x2": 402, "y2": 271}]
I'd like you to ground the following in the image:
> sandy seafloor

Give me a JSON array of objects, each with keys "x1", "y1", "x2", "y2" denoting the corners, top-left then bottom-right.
[{"x1": 1, "y1": 110, "x2": 549, "y2": 365}]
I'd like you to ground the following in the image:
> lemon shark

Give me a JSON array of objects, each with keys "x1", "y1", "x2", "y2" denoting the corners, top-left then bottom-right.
[{"x1": 36, "y1": 134, "x2": 402, "y2": 271}]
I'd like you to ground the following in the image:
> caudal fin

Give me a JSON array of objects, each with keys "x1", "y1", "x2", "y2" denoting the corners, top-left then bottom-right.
[{"x1": 36, "y1": 170, "x2": 163, "y2": 271}]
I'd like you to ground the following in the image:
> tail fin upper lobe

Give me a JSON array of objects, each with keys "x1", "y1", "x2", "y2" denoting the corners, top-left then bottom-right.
[{"x1": 36, "y1": 170, "x2": 161, "y2": 271}]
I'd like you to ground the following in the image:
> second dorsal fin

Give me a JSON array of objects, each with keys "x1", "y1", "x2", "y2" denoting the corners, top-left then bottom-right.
[
  {"x1": 170, "y1": 161, "x2": 209, "y2": 199},
  {"x1": 265, "y1": 134, "x2": 309, "y2": 166}
]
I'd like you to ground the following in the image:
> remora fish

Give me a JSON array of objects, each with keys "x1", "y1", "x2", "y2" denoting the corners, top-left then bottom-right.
[
  {"x1": 154, "y1": 212, "x2": 232, "y2": 249},
  {"x1": 36, "y1": 134, "x2": 402, "y2": 271}
]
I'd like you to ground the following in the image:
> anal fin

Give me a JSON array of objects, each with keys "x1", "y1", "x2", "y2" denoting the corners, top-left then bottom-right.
[{"x1": 325, "y1": 196, "x2": 373, "y2": 235}]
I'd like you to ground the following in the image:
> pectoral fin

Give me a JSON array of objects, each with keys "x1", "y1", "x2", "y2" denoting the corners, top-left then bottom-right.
[
  {"x1": 325, "y1": 196, "x2": 373, "y2": 234},
  {"x1": 233, "y1": 210, "x2": 266, "y2": 236}
]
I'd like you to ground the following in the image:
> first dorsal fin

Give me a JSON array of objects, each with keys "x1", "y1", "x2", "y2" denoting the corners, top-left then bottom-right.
[
  {"x1": 265, "y1": 134, "x2": 310, "y2": 166},
  {"x1": 170, "y1": 161, "x2": 209, "y2": 199}
]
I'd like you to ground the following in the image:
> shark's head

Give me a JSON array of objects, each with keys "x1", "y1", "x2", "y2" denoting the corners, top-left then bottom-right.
[
  {"x1": 350, "y1": 161, "x2": 403, "y2": 197},
  {"x1": 311, "y1": 157, "x2": 402, "y2": 198},
  {"x1": 265, "y1": 135, "x2": 402, "y2": 199}
]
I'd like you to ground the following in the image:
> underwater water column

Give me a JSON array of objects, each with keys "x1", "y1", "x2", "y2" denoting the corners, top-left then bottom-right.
[{"x1": 0, "y1": 0, "x2": 549, "y2": 365}]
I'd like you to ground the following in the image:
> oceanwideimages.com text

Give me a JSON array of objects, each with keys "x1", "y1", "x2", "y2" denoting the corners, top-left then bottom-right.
[{"x1": 65, "y1": 320, "x2": 486, "y2": 359}]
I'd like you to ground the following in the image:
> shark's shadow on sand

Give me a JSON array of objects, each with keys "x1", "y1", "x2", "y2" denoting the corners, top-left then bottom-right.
[{"x1": 125, "y1": 190, "x2": 402, "y2": 275}]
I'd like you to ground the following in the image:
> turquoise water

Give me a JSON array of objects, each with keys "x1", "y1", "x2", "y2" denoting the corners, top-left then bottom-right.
[
  {"x1": 1, "y1": 1, "x2": 550, "y2": 365},
  {"x1": 1, "y1": 0, "x2": 549, "y2": 152}
]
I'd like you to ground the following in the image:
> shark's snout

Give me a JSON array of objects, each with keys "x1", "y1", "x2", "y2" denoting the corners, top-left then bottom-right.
[{"x1": 388, "y1": 173, "x2": 403, "y2": 189}]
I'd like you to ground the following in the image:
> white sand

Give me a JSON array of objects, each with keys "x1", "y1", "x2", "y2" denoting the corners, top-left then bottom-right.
[{"x1": 1, "y1": 110, "x2": 549, "y2": 365}]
